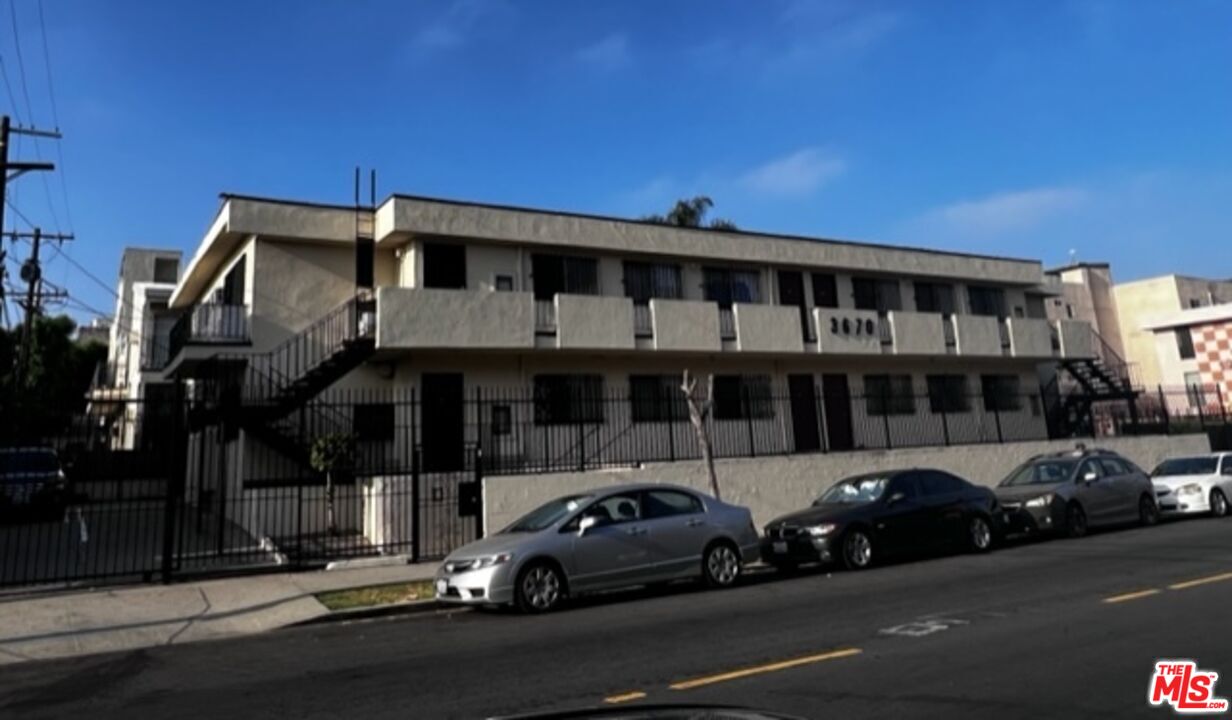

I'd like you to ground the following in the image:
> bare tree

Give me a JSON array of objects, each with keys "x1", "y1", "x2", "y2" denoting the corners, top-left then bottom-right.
[{"x1": 680, "y1": 369, "x2": 721, "y2": 499}]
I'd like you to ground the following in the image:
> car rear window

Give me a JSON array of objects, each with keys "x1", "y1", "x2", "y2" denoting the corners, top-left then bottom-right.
[{"x1": 1152, "y1": 457, "x2": 1218, "y2": 477}]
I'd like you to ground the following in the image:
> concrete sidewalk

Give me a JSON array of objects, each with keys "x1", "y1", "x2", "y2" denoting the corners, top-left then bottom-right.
[{"x1": 0, "y1": 560, "x2": 438, "y2": 665}]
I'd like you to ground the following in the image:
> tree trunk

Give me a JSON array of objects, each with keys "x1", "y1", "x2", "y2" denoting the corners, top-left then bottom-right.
[
  {"x1": 682, "y1": 370, "x2": 720, "y2": 500},
  {"x1": 326, "y1": 470, "x2": 337, "y2": 536}
]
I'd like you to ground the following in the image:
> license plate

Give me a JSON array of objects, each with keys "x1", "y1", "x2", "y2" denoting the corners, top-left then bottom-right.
[
  {"x1": 772, "y1": 541, "x2": 788, "y2": 554},
  {"x1": 435, "y1": 579, "x2": 448, "y2": 595}
]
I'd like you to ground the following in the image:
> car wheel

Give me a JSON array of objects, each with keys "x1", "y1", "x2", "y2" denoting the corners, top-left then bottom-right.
[
  {"x1": 840, "y1": 529, "x2": 874, "y2": 570},
  {"x1": 1210, "y1": 489, "x2": 1229, "y2": 518},
  {"x1": 515, "y1": 562, "x2": 564, "y2": 614},
  {"x1": 703, "y1": 541, "x2": 741, "y2": 588},
  {"x1": 1139, "y1": 494, "x2": 1160, "y2": 527},
  {"x1": 1065, "y1": 503, "x2": 1088, "y2": 539},
  {"x1": 967, "y1": 515, "x2": 993, "y2": 553}
]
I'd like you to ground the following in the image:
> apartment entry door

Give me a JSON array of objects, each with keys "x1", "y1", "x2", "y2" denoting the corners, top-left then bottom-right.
[
  {"x1": 787, "y1": 374, "x2": 822, "y2": 453},
  {"x1": 421, "y1": 373, "x2": 465, "y2": 473},
  {"x1": 821, "y1": 374, "x2": 854, "y2": 452}
]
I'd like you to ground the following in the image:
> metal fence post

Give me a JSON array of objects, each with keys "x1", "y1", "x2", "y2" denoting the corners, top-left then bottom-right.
[
  {"x1": 744, "y1": 385, "x2": 757, "y2": 457},
  {"x1": 160, "y1": 382, "x2": 186, "y2": 584},
  {"x1": 1158, "y1": 385, "x2": 1170, "y2": 434},
  {"x1": 577, "y1": 415, "x2": 585, "y2": 472},
  {"x1": 1218, "y1": 384, "x2": 1229, "y2": 426},
  {"x1": 816, "y1": 387, "x2": 828, "y2": 454},
  {"x1": 881, "y1": 385, "x2": 893, "y2": 450},
  {"x1": 473, "y1": 444, "x2": 485, "y2": 541},
  {"x1": 1196, "y1": 386, "x2": 1207, "y2": 429},
  {"x1": 667, "y1": 397, "x2": 677, "y2": 462},
  {"x1": 411, "y1": 446, "x2": 421, "y2": 563}
]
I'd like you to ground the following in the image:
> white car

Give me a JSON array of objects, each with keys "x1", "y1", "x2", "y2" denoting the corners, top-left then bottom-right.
[{"x1": 1151, "y1": 453, "x2": 1232, "y2": 518}]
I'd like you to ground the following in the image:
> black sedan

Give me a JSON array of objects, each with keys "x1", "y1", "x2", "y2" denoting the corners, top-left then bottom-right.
[{"x1": 762, "y1": 469, "x2": 1000, "y2": 571}]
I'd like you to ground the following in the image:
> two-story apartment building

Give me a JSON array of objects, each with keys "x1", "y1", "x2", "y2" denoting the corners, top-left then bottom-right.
[{"x1": 159, "y1": 193, "x2": 1109, "y2": 489}]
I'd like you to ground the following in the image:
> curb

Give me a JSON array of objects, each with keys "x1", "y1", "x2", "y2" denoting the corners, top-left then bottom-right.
[{"x1": 294, "y1": 599, "x2": 449, "y2": 626}]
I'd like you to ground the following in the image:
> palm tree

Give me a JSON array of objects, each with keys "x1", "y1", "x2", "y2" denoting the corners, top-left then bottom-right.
[{"x1": 643, "y1": 196, "x2": 737, "y2": 231}]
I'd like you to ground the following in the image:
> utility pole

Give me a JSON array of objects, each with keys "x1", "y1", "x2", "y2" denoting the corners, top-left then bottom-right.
[
  {"x1": 8, "y1": 228, "x2": 72, "y2": 386},
  {"x1": 0, "y1": 114, "x2": 62, "y2": 386}
]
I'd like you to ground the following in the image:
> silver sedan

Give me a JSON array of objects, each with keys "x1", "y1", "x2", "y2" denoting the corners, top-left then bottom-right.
[{"x1": 434, "y1": 483, "x2": 761, "y2": 613}]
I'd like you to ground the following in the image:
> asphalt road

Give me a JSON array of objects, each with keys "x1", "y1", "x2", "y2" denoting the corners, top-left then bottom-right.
[{"x1": 3, "y1": 515, "x2": 1232, "y2": 719}]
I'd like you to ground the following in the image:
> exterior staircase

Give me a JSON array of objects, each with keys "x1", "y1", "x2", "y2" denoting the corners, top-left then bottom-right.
[{"x1": 1048, "y1": 328, "x2": 1141, "y2": 437}]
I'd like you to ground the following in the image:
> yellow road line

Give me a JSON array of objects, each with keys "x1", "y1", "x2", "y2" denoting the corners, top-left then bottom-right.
[
  {"x1": 603, "y1": 691, "x2": 647, "y2": 704},
  {"x1": 669, "y1": 648, "x2": 862, "y2": 691},
  {"x1": 1102, "y1": 589, "x2": 1161, "y2": 604},
  {"x1": 1168, "y1": 571, "x2": 1232, "y2": 591}
]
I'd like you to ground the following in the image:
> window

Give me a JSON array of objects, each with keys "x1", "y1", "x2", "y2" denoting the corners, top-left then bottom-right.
[
  {"x1": 532, "y1": 254, "x2": 599, "y2": 299},
  {"x1": 1184, "y1": 372, "x2": 1205, "y2": 409},
  {"x1": 967, "y1": 285, "x2": 1007, "y2": 317},
  {"x1": 1098, "y1": 458, "x2": 1129, "y2": 476},
  {"x1": 812, "y1": 273, "x2": 839, "y2": 308},
  {"x1": 1190, "y1": 298, "x2": 1204, "y2": 308},
  {"x1": 580, "y1": 493, "x2": 641, "y2": 526},
  {"x1": 1025, "y1": 294, "x2": 1047, "y2": 320},
  {"x1": 886, "y1": 474, "x2": 919, "y2": 501},
  {"x1": 1176, "y1": 329, "x2": 1196, "y2": 360},
  {"x1": 353, "y1": 403, "x2": 395, "y2": 442},
  {"x1": 926, "y1": 375, "x2": 969, "y2": 413},
  {"x1": 494, "y1": 275, "x2": 514, "y2": 291},
  {"x1": 153, "y1": 257, "x2": 178, "y2": 284},
  {"x1": 623, "y1": 261, "x2": 682, "y2": 304},
  {"x1": 914, "y1": 281, "x2": 956, "y2": 315},
  {"x1": 641, "y1": 490, "x2": 703, "y2": 519},
  {"x1": 1078, "y1": 459, "x2": 1104, "y2": 481},
  {"x1": 423, "y1": 242, "x2": 467, "y2": 289},
  {"x1": 355, "y1": 237, "x2": 375, "y2": 288},
  {"x1": 713, "y1": 375, "x2": 774, "y2": 420},
  {"x1": 1065, "y1": 304, "x2": 1075, "y2": 319},
  {"x1": 919, "y1": 471, "x2": 965, "y2": 496},
  {"x1": 533, "y1": 375, "x2": 605, "y2": 425},
  {"x1": 1222, "y1": 457, "x2": 1232, "y2": 477},
  {"x1": 490, "y1": 405, "x2": 512, "y2": 436},
  {"x1": 863, "y1": 374, "x2": 915, "y2": 416},
  {"x1": 1013, "y1": 306, "x2": 1025, "y2": 318},
  {"x1": 630, "y1": 375, "x2": 687, "y2": 423},
  {"x1": 852, "y1": 277, "x2": 902, "y2": 313},
  {"x1": 980, "y1": 375, "x2": 1022, "y2": 412},
  {"x1": 703, "y1": 268, "x2": 761, "y2": 307}
]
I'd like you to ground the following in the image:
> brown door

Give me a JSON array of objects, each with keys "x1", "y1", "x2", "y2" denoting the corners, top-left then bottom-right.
[
  {"x1": 787, "y1": 374, "x2": 822, "y2": 453},
  {"x1": 821, "y1": 374, "x2": 854, "y2": 451}
]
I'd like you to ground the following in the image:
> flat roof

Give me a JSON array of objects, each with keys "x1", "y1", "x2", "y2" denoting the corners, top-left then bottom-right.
[{"x1": 1141, "y1": 302, "x2": 1232, "y2": 331}]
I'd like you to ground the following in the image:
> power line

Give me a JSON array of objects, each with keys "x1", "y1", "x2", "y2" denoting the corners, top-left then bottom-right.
[
  {"x1": 35, "y1": 0, "x2": 70, "y2": 233},
  {"x1": 7, "y1": 0, "x2": 62, "y2": 237}
]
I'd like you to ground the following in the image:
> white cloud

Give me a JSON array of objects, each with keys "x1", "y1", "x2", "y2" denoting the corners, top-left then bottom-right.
[
  {"x1": 577, "y1": 33, "x2": 630, "y2": 71},
  {"x1": 740, "y1": 148, "x2": 846, "y2": 197},
  {"x1": 923, "y1": 186, "x2": 1089, "y2": 235},
  {"x1": 407, "y1": 0, "x2": 511, "y2": 56}
]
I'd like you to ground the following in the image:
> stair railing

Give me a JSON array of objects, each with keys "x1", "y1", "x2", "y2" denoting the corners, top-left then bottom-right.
[{"x1": 1088, "y1": 327, "x2": 1141, "y2": 391}]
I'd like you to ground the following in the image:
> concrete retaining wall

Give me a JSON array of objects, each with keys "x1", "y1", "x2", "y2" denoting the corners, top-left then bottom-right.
[{"x1": 483, "y1": 434, "x2": 1210, "y2": 532}]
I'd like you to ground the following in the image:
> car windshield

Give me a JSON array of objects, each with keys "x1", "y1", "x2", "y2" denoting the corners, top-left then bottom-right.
[
  {"x1": 1001, "y1": 459, "x2": 1077, "y2": 486},
  {"x1": 816, "y1": 476, "x2": 889, "y2": 505},
  {"x1": 1152, "y1": 457, "x2": 1218, "y2": 477},
  {"x1": 503, "y1": 494, "x2": 594, "y2": 533},
  {"x1": 0, "y1": 450, "x2": 59, "y2": 477}
]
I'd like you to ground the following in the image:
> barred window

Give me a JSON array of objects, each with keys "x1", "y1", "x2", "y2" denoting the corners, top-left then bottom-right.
[
  {"x1": 533, "y1": 375, "x2": 605, "y2": 425},
  {"x1": 713, "y1": 375, "x2": 774, "y2": 420},
  {"x1": 703, "y1": 268, "x2": 761, "y2": 307},
  {"x1": 864, "y1": 374, "x2": 916, "y2": 416},
  {"x1": 926, "y1": 374, "x2": 969, "y2": 413},
  {"x1": 623, "y1": 262, "x2": 682, "y2": 304},
  {"x1": 981, "y1": 375, "x2": 1022, "y2": 412},
  {"x1": 630, "y1": 375, "x2": 687, "y2": 423}
]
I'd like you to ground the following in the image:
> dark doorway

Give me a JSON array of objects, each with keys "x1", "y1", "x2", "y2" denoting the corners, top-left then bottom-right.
[
  {"x1": 421, "y1": 373, "x2": 465, "y2": 472},
  {"x1": 355, "y1": 237, "x2": 374, "y2": 289},
  {"x1": 778, "y1": 270, "x2": 812, "y2": 341},
  {"x1": 821, "y1": 374, "x2": 854, "y2": 451},
  {"x1": 423, "y1": 243, "x2": 467, "y2": 289},
  {"x1": 787, "y1": 374, "x2": 822, "y2": 453}
]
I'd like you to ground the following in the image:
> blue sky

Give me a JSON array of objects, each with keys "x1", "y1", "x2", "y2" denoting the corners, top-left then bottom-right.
[{"x1": 4, "y1": 0, "x2": 1231, "y2": 325}]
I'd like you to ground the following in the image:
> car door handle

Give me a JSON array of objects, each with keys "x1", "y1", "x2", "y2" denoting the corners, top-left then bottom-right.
[
  {"x1": 626, "y1": 527, "x2": 647, "y2": 536},
  {"x1": 686, "y1": 518, "x2": 705, "y2": 527}
]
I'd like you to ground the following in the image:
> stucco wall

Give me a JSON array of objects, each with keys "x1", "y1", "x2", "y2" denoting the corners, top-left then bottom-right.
[
  {"x1": 483, "y1": 433, "x2": 1211, "y2": 532},
  {"x1": 815, "y1": 308, "x2": 882, "y2": 354},
  {"x1": 651, "y1": 299, "x2": 721, "y2": 352},
  {"x1": 1115, "y1": 276, "x2": 1181, "y2": 387},
  {"x1": 734, "y1": 304, "x2": 804, "y2": 353},
  {"x1": 1153, "y1": 329, "x2": 1200, "y2": 388},
  {"x1": 1057, "y1": 319, "x2": 1095, "y2": 359},
  {"x1": 954, "y1": 315, "x2": 1002, "y2": 357},
  {"x1": 250, "y1": 240, "x2": 355, "y2": 352},
  {"x1": 888, "y1": 311, "x2": 945, "y2": 356},
  {"x1": 556, "y1": 295, "x2": 635, "y2": 350},
  {"x1": 376, "y1": 287, "x2": 534, "y2": 349},
  {"x1": 1008, "y1": 318, "x2": 1053, "y2": 358}
]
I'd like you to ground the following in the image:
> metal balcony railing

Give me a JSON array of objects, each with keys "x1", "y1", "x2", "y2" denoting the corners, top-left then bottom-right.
[
  {"x1": 633, "y1": 304, "x2": 653, "y2": 338},
  {"x1": 878, "y1": 314, "x2": 893, "y2": 347},
  {"x1": 997, "y1": 317, "x2": 1012, "y2": 354},
  {"x1": 718, "y1": 307, "x2": 736, "y2": 341},
  {"x1": 942, "y1": 314, "x2": 957, "y2": 354},
  {"x1": 535, "y1": 299, "x2": 557, "y2": 334},
  {"x1": 166, "y1": 303, "x2": 250, "y2": 366}
]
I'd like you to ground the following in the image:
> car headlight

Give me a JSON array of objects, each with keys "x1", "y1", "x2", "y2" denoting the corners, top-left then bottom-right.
[
  {"x1": 1025, "y1": 494, "x2": 1054, "y2": 508},
  {"x1": 472, "y1": 552, "x2": 514, "y2": 569},
  {"x1": 805, "y1": 523, "x2": 837, "y2": 537},
  {"x1": 1177, "y1": 483, "x2": 1203, "y2": 496}
]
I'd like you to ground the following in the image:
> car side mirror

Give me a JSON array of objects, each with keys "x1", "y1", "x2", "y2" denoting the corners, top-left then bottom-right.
[
  {"x1": 887, "y1": 492, "x2": 906, "y2": 505},
  {"x1": 578, "y1": 515, "x2": 599, "y2": 537}
]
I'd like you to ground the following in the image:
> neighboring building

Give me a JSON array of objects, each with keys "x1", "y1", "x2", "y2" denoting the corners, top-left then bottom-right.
[
  {"x1": 1043, "y1": 262, "x2": 1125, "y2": 360},
  {"x1": 75, "y1": 317, "x2": 111, "y2": 347},
  {"x1": 155, "y1": 193, "x2": 1112, "y2": 475},
  {"x1": 1140, "y1": 302, "x2": 1232, "y2": 413},
  {"x1": 1113, "y1": 274, "x2": 1232, "y2": 389},
  {"x1": 89, "y1": 247, "x2": 182, "y2": 447}
]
